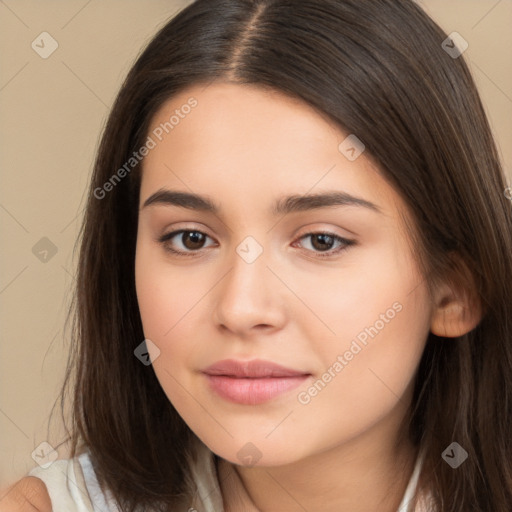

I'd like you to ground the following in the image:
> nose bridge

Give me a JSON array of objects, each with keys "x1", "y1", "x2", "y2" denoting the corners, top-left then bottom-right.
[
  {"x1": 222, "y1": 235, "x2": 270, "y2": 308},
  {"x1": 213, "y1": 234, "x2": 284, "y2": 333}
]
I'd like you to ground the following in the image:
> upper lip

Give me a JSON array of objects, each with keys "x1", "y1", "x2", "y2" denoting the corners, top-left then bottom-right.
[{"x1": 202, "y1": 359, "x2": 310, "y2": 378}]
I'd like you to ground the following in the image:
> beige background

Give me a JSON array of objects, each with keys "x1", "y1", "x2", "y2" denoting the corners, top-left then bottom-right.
[{"x1": 1, "y1": 0, "x2": 511, "y2": 488}]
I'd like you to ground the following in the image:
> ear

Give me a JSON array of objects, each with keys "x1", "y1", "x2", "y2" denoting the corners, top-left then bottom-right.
[{"x1": 430, "y1": 257, "x2": 483, "y2": 338}]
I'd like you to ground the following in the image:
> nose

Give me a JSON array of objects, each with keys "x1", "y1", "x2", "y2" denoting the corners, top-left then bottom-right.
[{"x1": 212, "y1": 244, "x2": 287, "y2": 338}]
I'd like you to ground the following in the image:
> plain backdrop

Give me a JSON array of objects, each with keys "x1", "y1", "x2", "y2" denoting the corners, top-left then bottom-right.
[{"x1": 1, "y1": 0, "x2": 511, "y2": 487}]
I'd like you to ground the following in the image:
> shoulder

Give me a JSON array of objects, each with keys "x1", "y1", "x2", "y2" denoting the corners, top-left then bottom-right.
[
  {"x1": 0, "y1": 476, "x2": 51, "y2": 512},
  {"x1": 24, "y1": 455, "x2": 96, "y2": 512}
]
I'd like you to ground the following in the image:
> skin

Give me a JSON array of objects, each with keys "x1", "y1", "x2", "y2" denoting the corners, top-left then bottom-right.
[
  {"x1": 0, "y1": 477, "x2": 52, "y2": 512},
  {"x1": 135, "y1": 81, "x2": 478, "y2": 512}
]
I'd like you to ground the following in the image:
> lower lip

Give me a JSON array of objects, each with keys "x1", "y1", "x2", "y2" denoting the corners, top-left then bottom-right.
[{"x1": 203, "y1": 374, "x2": 310, "y2": 405}]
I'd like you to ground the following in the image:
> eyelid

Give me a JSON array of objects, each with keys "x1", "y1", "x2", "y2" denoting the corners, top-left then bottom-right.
[
  {"x1": 156, "y1": 227, "x2": 217, "y2": 252},
  {"x1": 292, "y1": 230, "x2": 355, "y2": 258},
  {"x1": 156, "y1": 222, "x2": 214, "y2": 242}
]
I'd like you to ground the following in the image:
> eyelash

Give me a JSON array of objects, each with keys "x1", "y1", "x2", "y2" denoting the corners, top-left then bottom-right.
[{"x1": 157, "y1": 229, "x2": 356, "y2": 259}]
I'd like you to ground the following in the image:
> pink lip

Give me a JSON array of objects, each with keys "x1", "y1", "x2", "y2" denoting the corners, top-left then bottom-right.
[{"x1": 202, "y1": 359, "x2": 311, "y2": 405}]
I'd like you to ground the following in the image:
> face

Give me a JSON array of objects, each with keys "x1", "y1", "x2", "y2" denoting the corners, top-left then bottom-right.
[{"x1": 135, "y1": 81, "x2": 433, "y2": 467}]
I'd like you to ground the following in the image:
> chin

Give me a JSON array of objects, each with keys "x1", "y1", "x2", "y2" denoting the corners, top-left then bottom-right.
[{"x1": 203, "y1": 435, "x2": 309, "y2": 468}]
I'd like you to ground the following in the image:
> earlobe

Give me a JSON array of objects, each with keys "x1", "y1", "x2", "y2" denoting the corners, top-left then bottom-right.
[{"x1": 430, "y1": 279, "x2": 482, "y2": 338}]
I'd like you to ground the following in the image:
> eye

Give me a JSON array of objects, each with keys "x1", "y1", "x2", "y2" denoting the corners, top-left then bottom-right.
[
  {"x1": 158, "y1": 229, "x2": 216, "y2": 256},
  {"x1": 158, "y1": 229, "x2": 355, "y2": 258},
  {"x1": 293, "y1": 231, "x2": 355, "y2": 258}
]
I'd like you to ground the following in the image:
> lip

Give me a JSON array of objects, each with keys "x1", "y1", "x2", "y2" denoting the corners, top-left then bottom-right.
[
  {"x1": 202, "y1": 359, "x2": 311, "y2": 405},
  {"x1": 202, "y1": 358, "x2": 309, "y2": 378}
]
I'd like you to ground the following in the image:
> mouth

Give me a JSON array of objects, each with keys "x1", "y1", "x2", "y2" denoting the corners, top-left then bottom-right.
[{"x1": 201, "y1": 358, "x2": 312, "y2": 405}]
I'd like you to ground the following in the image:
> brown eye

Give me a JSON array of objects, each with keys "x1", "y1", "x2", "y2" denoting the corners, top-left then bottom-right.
[
  {"x1": 310, "y1": 233, "x2": 335, "y2": 251},
  {"x1": 181, "y1": 231, "x2": 206, "y2": 250},
  {"x1": 158, "y1": 230, "x2": 215, "y2": 255},
  {"x1": 295, "y1": 232, "x2": 355, "y2": 258}
]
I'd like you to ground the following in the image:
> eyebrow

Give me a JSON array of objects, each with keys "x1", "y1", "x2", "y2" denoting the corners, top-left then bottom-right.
[{"x1": 141, "y1": 189, "x2": 381, "y2": 215}]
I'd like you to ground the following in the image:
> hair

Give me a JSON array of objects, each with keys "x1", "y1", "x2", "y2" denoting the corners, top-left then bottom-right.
[{"x1": 48, "y1": 0, "x2": 512, "y2": 510}]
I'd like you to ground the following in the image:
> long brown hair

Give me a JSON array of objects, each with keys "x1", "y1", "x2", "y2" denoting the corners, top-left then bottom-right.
[{"x1": 50, "y1": 0, "x2": 512, "y2": 510}]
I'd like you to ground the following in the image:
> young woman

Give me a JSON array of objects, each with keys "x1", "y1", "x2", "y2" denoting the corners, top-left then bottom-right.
[{"x1": 4, "y1": 0, "x2": 512, "y2": 510}]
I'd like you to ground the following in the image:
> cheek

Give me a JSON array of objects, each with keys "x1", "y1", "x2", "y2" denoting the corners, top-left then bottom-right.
[
  {"x1": 295, "y1": 237, "x2": 429, "y2": 347},
  {"x1": 296, "y1": 244, "x2": 431, "y2": 423},
  {"x1": 135, "y1": 254, "x2": 208, "y2": 416},
  {"x1": 135, "y1": 234, "x2": 206, "y2": 334},
  {"x1": 283, "y1": 283, "x2": 430, "y2": 461},
  {"x1": 135, "y1": 244, "x2": 199, "y2": 362}
]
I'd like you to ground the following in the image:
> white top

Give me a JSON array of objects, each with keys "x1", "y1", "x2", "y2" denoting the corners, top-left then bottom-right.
[{"x1": 27, "y1": 438, "x2": 431, "y2": 511}]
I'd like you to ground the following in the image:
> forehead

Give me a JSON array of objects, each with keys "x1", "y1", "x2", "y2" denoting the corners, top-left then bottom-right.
[
  {"x1": 148, "y1": 80, "x2": 342, "y2": 141},
  {"x1": 139, "y1": 81, "x2": 399, "y2": 218}
]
